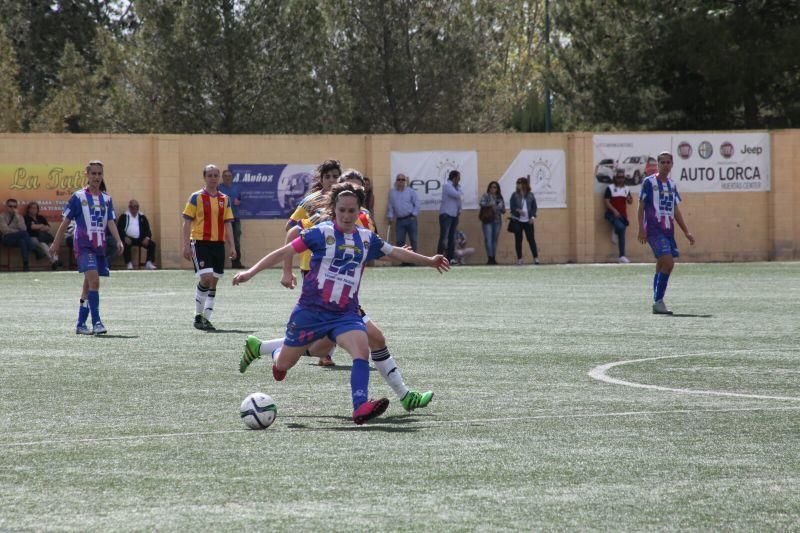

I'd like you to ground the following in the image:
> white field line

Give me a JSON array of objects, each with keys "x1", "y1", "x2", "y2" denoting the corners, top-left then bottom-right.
[
  {"x1": 3, "y1": 405, "x2": 800, "y2": 448},
  {"x1": 589, "y1": 351, "x2": 800, "y2": 401}
]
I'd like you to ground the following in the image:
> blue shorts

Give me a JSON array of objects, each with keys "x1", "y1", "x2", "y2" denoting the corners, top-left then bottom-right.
[
  {"x1": 76, "y1": 250, "x2": 110, "y2": 276},
  {"x1": 284, "y1": 306, "x2": 366, "y2": 347},
  {"x1": 647, "y1": 234, "x2": 680, "y2": 258}
]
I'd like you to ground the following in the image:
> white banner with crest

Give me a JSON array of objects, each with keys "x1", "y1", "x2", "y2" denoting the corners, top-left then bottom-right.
[{"x1": 390, "y1": 151, "x2": 478, "y2": 210}]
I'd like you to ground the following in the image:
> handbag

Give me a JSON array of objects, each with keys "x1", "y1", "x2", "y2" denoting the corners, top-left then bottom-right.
[
  {"x1": 507, "y1": 218, "x2": 517, "y2": 233},
  {"x1": 478, "y1": 205, "x2": 494, "y2": 223}
]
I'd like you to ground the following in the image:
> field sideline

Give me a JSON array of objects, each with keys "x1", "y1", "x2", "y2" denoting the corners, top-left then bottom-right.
[{"x1": 2, "y1": 262, "x2": 799, "y2": 530}]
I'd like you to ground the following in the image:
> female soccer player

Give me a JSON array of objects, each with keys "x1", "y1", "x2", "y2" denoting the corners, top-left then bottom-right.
[
  {"x1": 245, "y1": 170, "x2": 435, "y2": 412},
  {"x1": 182, "y1": 164, "x2": 237, "y2": 330},
  {"x1": 233, "y1": 182, "x2": 449, "y2": 424}
]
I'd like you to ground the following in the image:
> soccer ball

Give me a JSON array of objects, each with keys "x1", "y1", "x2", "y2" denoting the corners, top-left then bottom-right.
[{"x1": 239, "y1": 392, "x2": 277, "y2": 430}]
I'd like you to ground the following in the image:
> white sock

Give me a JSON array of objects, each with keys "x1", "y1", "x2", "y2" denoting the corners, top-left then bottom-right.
[
  {"x1": 371, "y1": 347, "x2": 409, "y2": 399},
  {"x1": 195, "y1": 283, "x2": 209, "y2": 314},
  {"x1": 203, "y1": 289, "x2": 216, "y2": 320},
  {"x1": 259, "y1": 337, "x2": 284, "y2": 358}
]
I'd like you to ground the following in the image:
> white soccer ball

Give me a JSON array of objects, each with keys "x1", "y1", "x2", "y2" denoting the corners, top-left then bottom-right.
[{"x1": 239, "y1": 392, "x2": 277, "y2": 430}]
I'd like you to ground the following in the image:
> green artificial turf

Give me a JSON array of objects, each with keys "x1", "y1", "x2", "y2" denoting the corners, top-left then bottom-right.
[{"x1": 1, "y1": 262, "x2": 798, "y2": 530}]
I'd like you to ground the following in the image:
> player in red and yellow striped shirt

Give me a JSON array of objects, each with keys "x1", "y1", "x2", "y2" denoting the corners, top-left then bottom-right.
[{"x1": 182, "y1": 164, "x2": 236, "y2": 331}]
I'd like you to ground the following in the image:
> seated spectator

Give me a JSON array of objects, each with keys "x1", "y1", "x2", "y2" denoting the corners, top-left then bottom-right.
[
  {"x1": 24, "y1": 201, "x2": 61, "y2": 270},
  {"x1": 452, "y1": 230, "x2": 475, "y2": 265},
  {"x1": 1, "y1": 198, "x2": 46, "y2": 271},
  {"x1": 117, "y1": 199, "x2": 157, "y2": 270}
]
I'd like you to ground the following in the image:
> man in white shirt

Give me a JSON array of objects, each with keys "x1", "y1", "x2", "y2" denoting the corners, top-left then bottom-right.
[{"x1": 116, "y1": 199, "x2": 157, "y2": 270}]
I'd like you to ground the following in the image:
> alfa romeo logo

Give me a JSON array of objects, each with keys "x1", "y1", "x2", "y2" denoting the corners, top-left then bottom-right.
[{"x1": 698, "y1": 141, "x2": 713, "y2": 159}]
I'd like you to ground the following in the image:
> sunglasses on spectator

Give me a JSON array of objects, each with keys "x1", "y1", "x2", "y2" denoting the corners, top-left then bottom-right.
[
  {"x1": 658, "y1": 159, "x2": 672, "y2": 164},
  {"x1": 396, "y1": 178, "x2": 406, "y2": 182}
]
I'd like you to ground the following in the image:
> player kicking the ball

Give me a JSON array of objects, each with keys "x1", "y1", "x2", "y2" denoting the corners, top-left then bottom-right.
[
  {"x1": 233, "y1": 182, "x2": 449, "y2": 425},
  {"x1": 241, "y1": 170, "x2": 434, "y2": 413}
]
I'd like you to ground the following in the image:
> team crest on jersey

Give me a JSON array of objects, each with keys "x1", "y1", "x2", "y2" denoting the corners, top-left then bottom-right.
[
  {"x1": 199, "y1": 260, "x2": 205, "y2": 267},
  {"x1": 325, "y1": 236, "x2": 335, "y2": 245},
  {"x1": 81, "y1": 199, "x2": 88, "y2": 206}
]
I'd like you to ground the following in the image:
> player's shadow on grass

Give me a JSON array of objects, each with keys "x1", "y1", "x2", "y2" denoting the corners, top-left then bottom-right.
[
  {"x1": 205, "y1": 329, "x2": 253, "y2": 334},
  {"x1": 667, "y1": 313, "x2": 714, "y2": 318},
  {"x1": 94, "y1": 334, "x2": 139, "y2": 339},
  {"x1": 305, "y1": 362, "x2": 376, "y2": 372},
  {"x1": 284, "y1": 414, "x2": 425, "y2": 432}
]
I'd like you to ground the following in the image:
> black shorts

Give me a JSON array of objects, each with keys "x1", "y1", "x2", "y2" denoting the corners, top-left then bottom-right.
[{"x1": 191, "y1": 240, "x2": 225, "y2": 278}]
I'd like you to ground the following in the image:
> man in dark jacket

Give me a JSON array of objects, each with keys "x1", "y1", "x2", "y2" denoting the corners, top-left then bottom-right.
[{"x1": 117, "y1": 199, "x2": 157, "y2": 270}]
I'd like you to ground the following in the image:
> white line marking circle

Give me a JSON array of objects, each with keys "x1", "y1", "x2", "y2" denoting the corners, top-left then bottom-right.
[{"x1": 589, "y1": 351, "x2": 800, "y2": 401}]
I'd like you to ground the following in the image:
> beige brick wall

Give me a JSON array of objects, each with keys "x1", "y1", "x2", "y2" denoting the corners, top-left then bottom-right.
[{"x1": 1, "y1": 131, "x2": 798, "y2": 269}]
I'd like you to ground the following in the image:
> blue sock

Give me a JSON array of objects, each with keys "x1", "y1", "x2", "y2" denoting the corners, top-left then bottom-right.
[
  {"x1": 77, "y1": 299, "x2": 90, "y2": 326},
  {"x1": 653, "y1": 273, "x2": 660, "y2": 301},
  {"x1": 88, "y1": 290, "x2": 100, "y2": 325},
  {"x1": 350, "y1": 358, "x2": 370, "y2": 411},
  {"x1": 656, "y1": 273, "x2": 670, "y2": 302}
]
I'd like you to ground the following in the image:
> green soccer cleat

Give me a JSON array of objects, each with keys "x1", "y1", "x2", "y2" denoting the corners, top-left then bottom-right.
[
  {"x1": 240, "y1": 335, "x2": 263, "y2": 373},
  {"x1": 201, "y1": 317, "x2": 216, "y2": 331},
  {"x1": 193, "y1": 314, "x2": 206, "y2": 330},
  {"x1": 401, "y1": 390, "x2": 434, "y2": 412}
]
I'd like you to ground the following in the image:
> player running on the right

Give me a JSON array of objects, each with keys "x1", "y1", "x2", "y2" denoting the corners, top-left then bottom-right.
[{"x1": 637, "y1": 150, "x2": 696, "y2": 314}]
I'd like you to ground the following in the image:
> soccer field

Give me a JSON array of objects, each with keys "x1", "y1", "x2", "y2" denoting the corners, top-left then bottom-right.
[{"x1": 2, "y1": 263, "x2": 799, "y2": 530}]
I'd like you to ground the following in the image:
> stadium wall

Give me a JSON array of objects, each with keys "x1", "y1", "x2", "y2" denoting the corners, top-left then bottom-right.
[{"x1": 0, "y1": 131, "x2": 798, "y2": 269}]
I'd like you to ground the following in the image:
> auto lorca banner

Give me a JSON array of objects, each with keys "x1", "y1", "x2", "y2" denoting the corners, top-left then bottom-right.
[{"x1": 593, "y1": 133, "x2": 770, "y2": 192}]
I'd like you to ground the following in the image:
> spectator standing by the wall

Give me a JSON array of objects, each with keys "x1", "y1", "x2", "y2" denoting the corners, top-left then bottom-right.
[
  {"x1": 219, "y1": 169, "x2": 245, "y2": 268},
  {"x1": 386, "y1": 173, "x2": 419, "y2": 252},
  {"x1": 438, "y1": 170, "x2": 463, "y2": 262},
  {"x1": 117, "y1": 199, "x2": 157, "y2": 270},
  {"x1": 604, "y1": 169, "x2": 633, "y2": 263},
  {"x1": 479, "y1": 181, "x2": 505, "y2": 264},
  {"x1": 508, "y1": 177, "x2": 539, "y2": 265}
]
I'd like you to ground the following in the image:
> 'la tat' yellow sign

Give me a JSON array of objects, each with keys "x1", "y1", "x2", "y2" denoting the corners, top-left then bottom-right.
[{"x1": 1, "y1": 164, "x2": 87, "y2": 221}]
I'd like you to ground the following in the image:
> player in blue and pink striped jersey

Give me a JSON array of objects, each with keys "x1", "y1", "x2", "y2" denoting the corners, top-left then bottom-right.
[
  {"x1": 50, "y1": 160, "x2": 124, "y2": 335},
  {"x1": 637, "y1": 151, "x2": 696, "y2": 314},
  {"x1": 233, "y1": 182, "x2": 449, "y2": 425}
]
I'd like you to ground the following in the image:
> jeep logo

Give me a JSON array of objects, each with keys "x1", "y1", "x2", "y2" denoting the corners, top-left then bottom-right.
[{"x1": 740, "y1": 145, "x2": 763, "y2": 155}]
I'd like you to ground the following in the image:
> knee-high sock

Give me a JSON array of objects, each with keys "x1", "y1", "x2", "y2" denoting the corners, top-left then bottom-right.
[
  {"x1": 195, "y1": 283, "x2": 209, "y2": 314},
  {"x1": 350, "y1": 359, "x2": 370, "y2": 410},
  {"x1": 203, "y1": 289, "x2": 216, "y2": 320},
  {"x1": 371, "y1": 347, "x2": 409, "y2": 400},
  {"x1": 655, "y1": 272, "x2": 670, "y2": 302},
  {"x1": 77, "y1": 299, "x2": 90, "y2": 326},
  {"x1": 87, "y1": 290, "x2": 100, "y2": 324},
  {"x1": 653, "y1": 272, "x2": 660, "y2": 301},
  {"x1": 260, "y1": 337, "x2": 284, "y2": 358}
]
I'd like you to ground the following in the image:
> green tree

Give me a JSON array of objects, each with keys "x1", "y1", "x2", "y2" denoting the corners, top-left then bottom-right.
[
  {"x1": 0, "y1": 25, "x2": 23, "y2": 131},
  {"x1": 550, "y1": 0, "x2": 800, "y2": 130},
  {"x1": 30, "y1": 41, "x2": 94, "y2": 132}
]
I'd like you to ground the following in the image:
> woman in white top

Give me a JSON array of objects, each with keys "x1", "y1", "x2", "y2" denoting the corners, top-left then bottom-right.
[{"x1": 508, "y1": 177, "x2": 539, "y2": 265}]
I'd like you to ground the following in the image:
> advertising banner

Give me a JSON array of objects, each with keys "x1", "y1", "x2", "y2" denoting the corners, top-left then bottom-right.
[
  {"x1": 0, "y1": 164, "x2": 86, "y2": 221},
  {"x1": 593, "y1": 133, "x2": 770, "y2": 192},
  {"x1": 227, "y1": 164, "x2": 317, "y2": 219},
  {"x1": 390, "y1": 151, "x2": 479, "y2": 210},
  {"x1": 497, "y1": 150, "x2": 567, "y2": 208}
]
